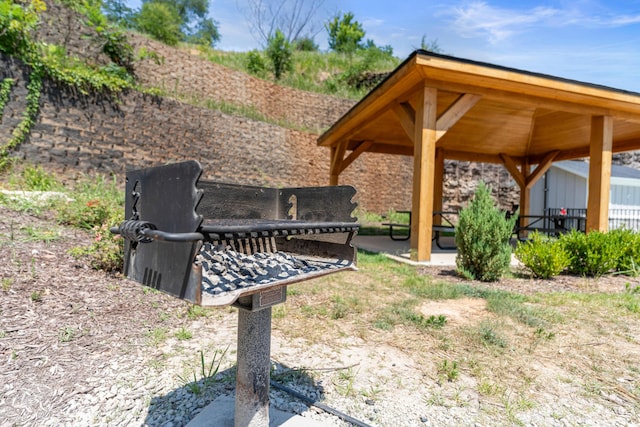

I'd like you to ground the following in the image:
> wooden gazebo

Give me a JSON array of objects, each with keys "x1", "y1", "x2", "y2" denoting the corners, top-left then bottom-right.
[{"x1": 318, "y1": 50, "x2": 640, "y2": 261}]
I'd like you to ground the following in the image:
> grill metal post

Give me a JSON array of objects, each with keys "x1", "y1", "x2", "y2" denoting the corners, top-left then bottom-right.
[{"x1": 235, "y1": 301, "x2": 272, "y2": 427}]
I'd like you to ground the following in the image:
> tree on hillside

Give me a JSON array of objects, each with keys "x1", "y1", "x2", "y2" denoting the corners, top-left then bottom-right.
[
  {"x1": 417, "y1": 34, "x2": 443, "y2": 53},
  {"x1": 136, "y1": 1, "x2": 182, "y2": 46},
  {"x1": 325, "y1": 11, "x2": 364, "y2": 54},
  {"x1": 266, "y1": 29, "x2": 293, "y2": 80},
  {"x1": 144, "y1": 0, "x2": 220, "y2": 46},
  {"x1": 244, "y1": 0, "x2": 325, "y2": 46},
  {"x1": 104, "y1": 0, "x2": 220, "y2": 47}
]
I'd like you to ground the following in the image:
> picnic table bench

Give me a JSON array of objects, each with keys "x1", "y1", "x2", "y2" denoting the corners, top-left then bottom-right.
[{"x1": 382, "y1": 211, "x2": 457, "y2": 249}]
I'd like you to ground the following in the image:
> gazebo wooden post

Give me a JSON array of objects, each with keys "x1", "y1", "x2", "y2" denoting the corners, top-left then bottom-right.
[
  {"x1": 519, "y1": 160, "x2": 531, "y2": 238},
  {"x1": 411, "y1": 86, "x2": 438, "y2": 262},
  {"x1": 330, "y1": 143, "x2": 346, "y2": 186},
  {"x1": 433, "y1": 148, "x2": 445, "y2": 226},
  {"x1": 586, "y1": 116, "x2": 613, "y2": 232}
]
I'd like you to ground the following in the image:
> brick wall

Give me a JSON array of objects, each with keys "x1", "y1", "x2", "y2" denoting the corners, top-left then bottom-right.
[
  {"x1": 0, "y1": 57, "x2": 411, "y2": 212},
  {"x1": 130, "y1": 35, "x2": 354, "y2": 132}
]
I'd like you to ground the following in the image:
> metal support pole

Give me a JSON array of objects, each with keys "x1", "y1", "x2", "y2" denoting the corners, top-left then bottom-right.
[{"x1": 235, "y1": 303, "x2": 272, "y2": 427}]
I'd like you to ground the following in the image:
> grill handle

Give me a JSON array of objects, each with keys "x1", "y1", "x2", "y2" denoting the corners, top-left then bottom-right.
[{"x1": 110, "y1": 220, "x2": 204, "y2": 243}]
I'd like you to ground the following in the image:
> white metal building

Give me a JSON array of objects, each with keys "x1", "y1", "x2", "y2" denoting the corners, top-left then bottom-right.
[{"x1": 530, "y1": 160, "x2": 640, "y2": 230}]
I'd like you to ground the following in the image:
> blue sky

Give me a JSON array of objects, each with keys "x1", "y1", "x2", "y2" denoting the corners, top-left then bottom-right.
[{"x1": 126, "y1": 1, "x2": 640, "y2": 92}]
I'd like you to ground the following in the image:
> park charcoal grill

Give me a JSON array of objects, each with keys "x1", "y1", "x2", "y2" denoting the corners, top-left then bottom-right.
[
  {"x1": 111, "y1": 160, "x2": 358, "y2": 308},
  {"x1": 110, "y1": 160, "x2": 359, "y2": 426}
]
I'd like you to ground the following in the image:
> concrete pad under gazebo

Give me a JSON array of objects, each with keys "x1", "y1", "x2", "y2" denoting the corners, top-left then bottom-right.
[{"x1": 318, "y1": 50, "x2": 640, "y2": 261}]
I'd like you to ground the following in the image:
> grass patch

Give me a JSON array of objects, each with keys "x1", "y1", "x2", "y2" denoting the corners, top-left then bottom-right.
[
  {"x1": 146, "y1": 327, "x2": 168, "y2": 346},
  {"x1": 19, "y1": 225, "x2": 61, "y2": 243},
  {"x1": 174, "y1": 327, "x2": 193, "y2": 340}
]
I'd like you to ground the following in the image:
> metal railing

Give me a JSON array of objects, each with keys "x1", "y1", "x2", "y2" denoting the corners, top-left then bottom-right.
[{"x1": 546, "y1": 208, "x2": 640, "y2": 232}]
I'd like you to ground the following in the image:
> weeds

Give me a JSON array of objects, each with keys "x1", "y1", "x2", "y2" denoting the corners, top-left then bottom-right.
[
  {"x1": 58, "y1": 326, "x2": 76, "y2": 342},
  {"x1": 437, "y1": 359, "x2": 459, "y2": 382},
  {"x1": 177, "y1": 347, "x2": 228, "y2": 395},
  {"x1": 19, "y1": 225, "x2": 60, "y2": 243},
  {"x1": 174, "y1": 327, "x2": 192, "y2": 340},
  {"x1": 186, "y1": 305, "x2": 209, "y2": 320},
  {"x1": 146, "y1": 328, "x2": 167, "y2": 346},
  {"x1": 333, "y1": 366, "x2": 357, "y2": 397},
  {"x1": 474, "y1": 320, "x2": 508, "y2": 349},
  {"x1": 30, "y1": 290, "x2": 42, "y2": 302}
]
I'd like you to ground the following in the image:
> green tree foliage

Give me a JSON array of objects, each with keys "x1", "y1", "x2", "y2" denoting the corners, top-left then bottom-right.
[
  {"x1": 325, "y1": 11, "x2": 364, "y2": 54},
  {"x1": 0, "y1": 0, "x2": 45, "y2": 58},
  {"x1": 144, "y1": 0, "x2": 220, "y2": 46},
  {"x1": 136, "y1": 1, "x2": 182, "y2": 46},
  {"x1": 186, "y1": 16, "x2": 220, "y2": 47},
  {"x1": 455, "y1": 182, "x2": 517, "y2": 281},
  {"x1": 266, "y1": 29, "x2": 293, "y2": 80}
]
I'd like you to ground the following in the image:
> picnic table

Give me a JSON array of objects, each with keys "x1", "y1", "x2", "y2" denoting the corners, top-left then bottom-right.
[{"x1": 382, "y1": 210, "x2": 457, "y2": 249}]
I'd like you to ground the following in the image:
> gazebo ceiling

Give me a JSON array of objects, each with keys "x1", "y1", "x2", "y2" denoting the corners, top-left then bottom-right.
[{"x1": 318, "y1": 50, "x2": 640, "y2": 165}]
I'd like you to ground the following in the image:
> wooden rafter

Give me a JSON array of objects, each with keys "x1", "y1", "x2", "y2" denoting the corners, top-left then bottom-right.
[
  {"x1": 392, "y1": 92, "x2": 481, "y2": 145},
  {"x1": 526, "y1": 150, "x2": 559, "y2": 188},
  {"x1": 435, "y1": 93, "x2": 482, "y2": 141},
  {"x1": 393, "y1": 102, "x2": 415, "y2": 140},
  {"x1": 338, "y1": 141, "x2": 374, "y2": 174},
  {"x1": 500, "y1": 153, "x2": 526, "y2": 189},
  {"x1": 500, "y1": 150, "x2": 559, "y2": 190}
]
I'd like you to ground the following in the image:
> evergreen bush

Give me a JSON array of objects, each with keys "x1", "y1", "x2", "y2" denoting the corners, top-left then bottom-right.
[
  {"x1": 455, "y1": 182, "x2": 516, "y2": 281},
  {"x1": 514, "y1": 231, "x2": 569, "y2": 279}
]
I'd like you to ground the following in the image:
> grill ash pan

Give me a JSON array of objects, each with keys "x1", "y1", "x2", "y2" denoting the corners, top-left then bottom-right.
[{"x1": 111, "y1": 160, "x2": 359, "y2": 308}]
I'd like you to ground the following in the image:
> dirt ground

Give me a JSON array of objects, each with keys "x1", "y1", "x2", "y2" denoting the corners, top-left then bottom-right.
[{"x1": 1, "y1": 204, "x2": 639, "y2": 426}]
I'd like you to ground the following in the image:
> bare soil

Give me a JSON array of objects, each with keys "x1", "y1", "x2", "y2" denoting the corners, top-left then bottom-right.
[{"x1": 1, "y1": 204, "x2": 639, "y2": 426}]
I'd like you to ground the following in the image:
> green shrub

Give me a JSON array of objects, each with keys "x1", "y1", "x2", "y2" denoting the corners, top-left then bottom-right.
[
  {"x1": 560, "y1": 230, "x2": 619, "y2": 277},
  {"x1": 20, "y1": 164, "x2": 59, "y2": 191},
  {"x1": 0, "y1": 0, "x2": 44, "y2": 58},
  {"x1": 69, "y1": 222, "x2": 123, "y2": 272},
  {"x1": 515, "y1": 231, "x2": 569, "y2": 279},
  {"x1": 293, "y1": 37, "x2": 318, "y2": 52},
  {"x1": 246, "y1": 49, "x2": 266, "y2": 76},
  {"x1": 607, "y1": 228, "x2": 640, "y2": 276},
  {"x1": 55, "y1": 175, "x2": 122, "y2": 230},
  {"x1": 455, "y1": 182, "x2": 516, "y2": 282}
]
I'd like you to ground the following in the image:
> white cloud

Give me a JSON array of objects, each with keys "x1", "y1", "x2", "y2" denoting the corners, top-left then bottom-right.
[
  {"x1": 444, "y1": 1, "x2": 640, "y2": 45},
  {"x1": 362, "y1": 17, "x2": 385, "y2": 28},
  {"x1": 446, "y1": 1, "x2": 558, "y2": 43}
]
